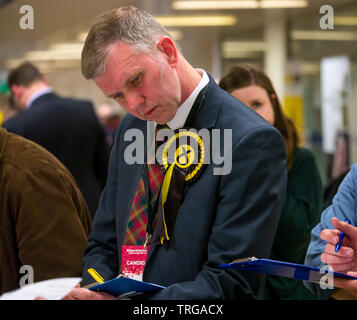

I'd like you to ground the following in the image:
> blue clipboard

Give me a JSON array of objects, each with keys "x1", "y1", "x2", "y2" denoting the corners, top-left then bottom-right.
[
  {"x1": 88, "y1": 275, "x2": 165, "y2": 297},
  {"x1": 218, "y1": 257, "x2": 357, "y2": 283}
]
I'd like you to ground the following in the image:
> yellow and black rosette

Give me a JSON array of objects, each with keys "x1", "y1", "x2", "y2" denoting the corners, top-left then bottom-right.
[
  {"x1": 154, "y1": 129, "x2": 206, "y2": 249},
  {"x1": 161, "y1": 129, "x2": 205, "y2": 183}
]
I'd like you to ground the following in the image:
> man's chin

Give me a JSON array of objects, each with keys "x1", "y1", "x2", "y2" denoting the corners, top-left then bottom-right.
[
  {"x1": 153, "y1": 113, "x2": 175, "y2": 125},
  {"x1": 140, "y1": 109, "x2": 174, "y2": 124}
]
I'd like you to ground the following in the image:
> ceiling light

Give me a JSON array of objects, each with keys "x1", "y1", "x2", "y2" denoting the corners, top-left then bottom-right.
[
  {"x1": 223, "y1": 41, "x2": 266, "y2": 52},
  {"x1": 172, "y1": 1, "x2": 258, "y2": 10},
  {"x1": 291, "y1": 30, "x2": 357, "y2": 41},
  {"x1": 19, "y1": 42, "x2": 83, "y2": 62},
  {"x1": 155, "y1": 15, "x2": 237, "y2": 26},
  {"x1": 334, "y1": 16, "x2": 357, "y2": 26},
  {"x1": 260, "y1": 0, "x2": 307, "y2": 8},
  {"x1": 48, "y1": 42, "x2": 84, "y2": 52},
  {"x1": 222, "y1": 41, "x2": 265, "y2": 59},
  {"x1": 23, "y1": 50, "x2": 81, "y2": 61},
  {"x1": 172, "y1": 0, "x2": 308, "y2": 10}
]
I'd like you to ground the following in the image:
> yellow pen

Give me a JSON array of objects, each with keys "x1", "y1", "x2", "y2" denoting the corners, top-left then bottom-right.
[{"x1": 87, "y1": 268, "x2": 104, "y2": 284}]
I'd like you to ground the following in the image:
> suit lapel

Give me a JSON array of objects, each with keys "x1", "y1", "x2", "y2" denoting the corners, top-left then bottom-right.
[
  {"x1": 182, "y1": 75, "x2": 222, "y2": 196},
  {"x1": 190, "y1": 74, "x2": 222, "y2": 131}
]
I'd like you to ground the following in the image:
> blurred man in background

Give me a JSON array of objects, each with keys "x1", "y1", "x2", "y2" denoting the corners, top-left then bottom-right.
[
  {"x1": 97, "y1": 102, "x2": 122, "y2": 147},
  {"x1": 2, "y1": 62, "x2": 109, "y2": 217}
]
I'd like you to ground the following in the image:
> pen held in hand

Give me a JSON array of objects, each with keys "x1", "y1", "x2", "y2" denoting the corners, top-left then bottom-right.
[
  {"x1": 87, "y1": 268, "x2": 104, "y2": 284},
  {"x1": 335, "y1": 218, "x2": 352, "y2": 252}
]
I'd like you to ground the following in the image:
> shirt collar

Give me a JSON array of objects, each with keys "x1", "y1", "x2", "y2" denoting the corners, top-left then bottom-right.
[
  {"x1": 155, "y1": 69, "x2": 209, "y2": 131},
  {"x1": 26, "y1": 87, "x2": 53, "y2": 109}
]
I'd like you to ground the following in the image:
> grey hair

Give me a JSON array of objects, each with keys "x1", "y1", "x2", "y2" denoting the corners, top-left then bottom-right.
[{"x1": 81, "y1": 6, "x2": 173, "y2": 79}]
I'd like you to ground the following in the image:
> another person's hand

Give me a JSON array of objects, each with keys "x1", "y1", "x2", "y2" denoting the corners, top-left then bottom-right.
[
  {"x1": 320, "y1": 217, "x2": 357, "y2": 273},
  {"x1": 334, "y1": 271, "x2": 357, "y2": 298}
]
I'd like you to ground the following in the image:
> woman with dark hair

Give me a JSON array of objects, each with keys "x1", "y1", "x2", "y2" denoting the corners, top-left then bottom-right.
[{"x1": 219, "y1": 65, "x2": 323, "y2": 300}]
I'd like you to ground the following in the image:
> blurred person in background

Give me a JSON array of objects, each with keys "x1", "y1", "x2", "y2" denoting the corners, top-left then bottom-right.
[
  {"x1": 2, "y1": 62, "x2": 109, "y2": 218},
  {"x1": 97, "y1": 102, "x2": 122, "y2": 147},
  {"x1": 219, "y1": 65, "x2": 323, "y2": 300},
  {"x1": 318, "y1": 215, "x2": 357, "y2": 299},
  {"x1": 305, "y1": 164, "x2": 357, "y2": 300},
  {"x1": 0, "y1": 127, "x2": 92, "y2": 295}
]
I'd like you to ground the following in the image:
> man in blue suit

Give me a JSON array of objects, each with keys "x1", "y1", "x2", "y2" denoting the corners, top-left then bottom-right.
[
  {"x1": 3, "y1": 62, "x2": 109, "y2": 218},
  {"x1": 66, "y1": 6, "x2": 287, "y2": 300}
]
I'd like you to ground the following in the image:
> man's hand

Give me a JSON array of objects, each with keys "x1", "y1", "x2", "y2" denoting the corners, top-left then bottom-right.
[
  {"x1": 35, "y1": 284, "x2": 117, "y2": 300},
  {"x1": 63, "y1": 286, "x2": 117, "y2": 300},
  {"x1": 320, "y1": 217, "x2": 357, "y2": 273}
]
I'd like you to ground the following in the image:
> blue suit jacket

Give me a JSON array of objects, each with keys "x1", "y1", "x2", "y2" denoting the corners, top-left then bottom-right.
[{"x1": 82, "y1": 77, "x2": 287, "y2": 299}]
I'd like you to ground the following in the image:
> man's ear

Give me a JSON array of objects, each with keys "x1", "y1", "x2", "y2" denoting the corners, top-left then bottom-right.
[
  {"x1": 156, "y1": 37, "x2": 178, "y2": 67},
  {"x1": 11, "y1": 84, "x2": 22, "y2": 98}
]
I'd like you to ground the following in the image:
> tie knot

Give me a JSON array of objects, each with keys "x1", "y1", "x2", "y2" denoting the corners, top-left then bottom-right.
[{"x1": 156, "y1": 124, "x2": 170, "y2": 133}]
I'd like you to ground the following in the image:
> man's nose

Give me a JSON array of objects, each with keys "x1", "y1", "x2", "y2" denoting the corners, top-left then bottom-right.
[{"x1": 126, "y1": 92, "x2": 144, "y2": 111}]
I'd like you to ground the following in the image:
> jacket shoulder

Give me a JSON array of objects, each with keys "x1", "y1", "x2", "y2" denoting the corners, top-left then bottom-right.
[
  {"x1": 49, "y1": 95, "x2": 95, "y2": 111},
  {"x1": 118, "y1": 113, "x2": 145, "y2": 132}
]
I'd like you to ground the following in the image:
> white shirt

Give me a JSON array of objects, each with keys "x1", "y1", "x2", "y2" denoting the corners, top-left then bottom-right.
[{"x1": 26, "y1": 87, "x2": 53, "y2": 109}]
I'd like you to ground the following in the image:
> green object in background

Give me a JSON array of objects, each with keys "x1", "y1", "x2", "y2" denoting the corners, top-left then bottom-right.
[{"x1": 0, "y1": 82, "x2": 9, "y2": 94}]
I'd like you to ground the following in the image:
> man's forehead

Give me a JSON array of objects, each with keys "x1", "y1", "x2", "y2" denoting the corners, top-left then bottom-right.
[
  {"x1": 94, "y1": 44, "x2": 143, "y2": 93},
  {"x1": 107, "y1": 43, "x2": 140, "y2": 74}
]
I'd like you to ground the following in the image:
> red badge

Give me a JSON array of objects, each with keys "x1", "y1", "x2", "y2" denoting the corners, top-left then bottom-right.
[{"x1": 121, "y1": 245, "x2": 149, "y2": 281}]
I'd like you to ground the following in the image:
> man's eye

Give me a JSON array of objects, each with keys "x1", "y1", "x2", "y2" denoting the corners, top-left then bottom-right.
[
  {"x1": 113, "y1": 92, "x2": 123, "y2": 100},
  {"x1": 131, "y1": 75, "x2": 141, "y2": 85}
]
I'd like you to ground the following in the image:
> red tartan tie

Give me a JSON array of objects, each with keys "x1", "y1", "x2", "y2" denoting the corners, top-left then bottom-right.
[{"x1": 123, "y1": 163, "x2": 163, "y2": 245}]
